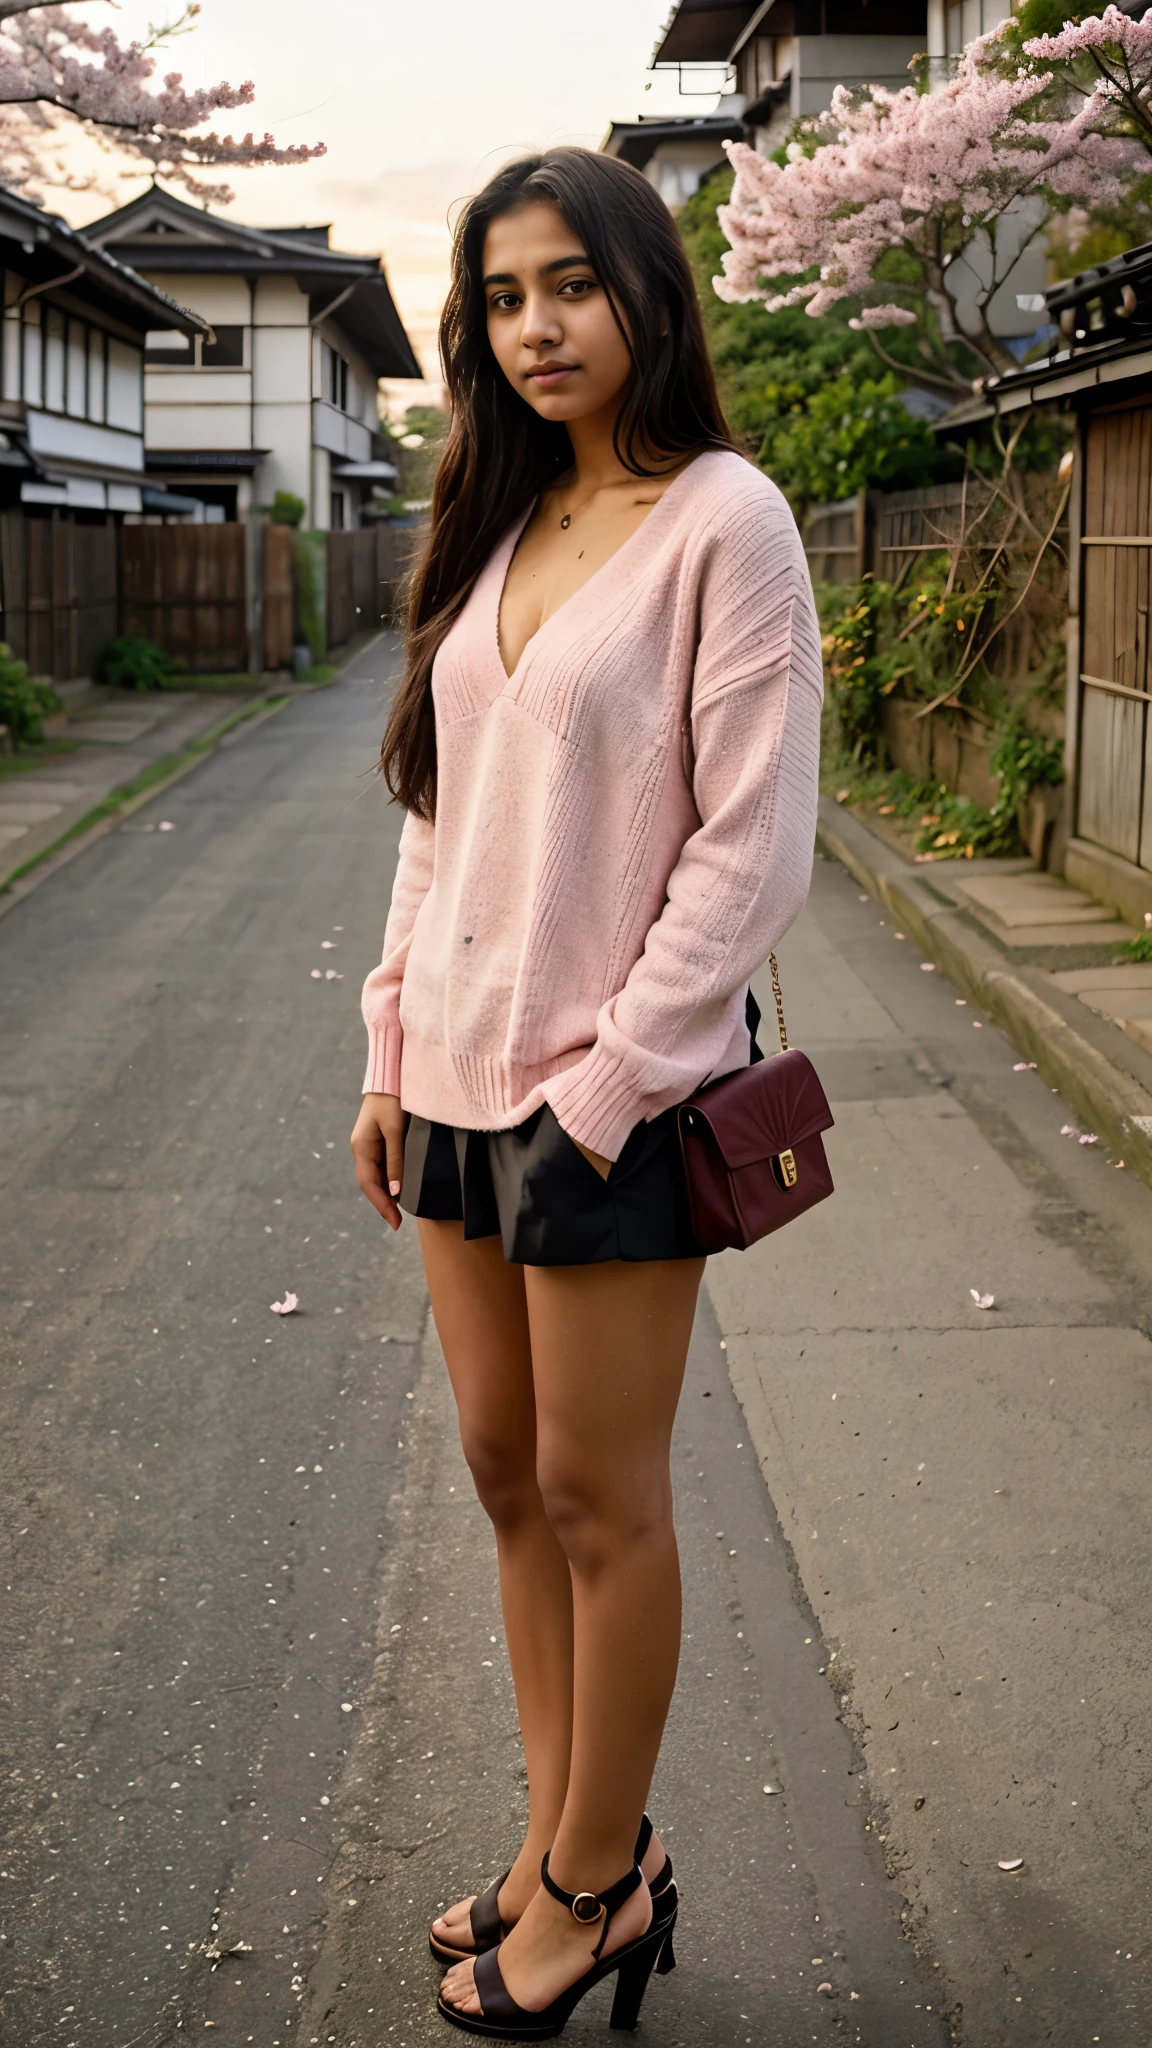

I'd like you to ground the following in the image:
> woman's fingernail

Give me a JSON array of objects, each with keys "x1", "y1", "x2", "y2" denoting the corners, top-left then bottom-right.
[{"x1": 389, "y1": 1180, "x2": 401, "y2": 1196}]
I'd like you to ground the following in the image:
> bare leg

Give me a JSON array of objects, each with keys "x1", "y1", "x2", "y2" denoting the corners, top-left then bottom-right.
[
  {"x1": 420, "y1": 1220, "x2": 574, "y2": 1938},
  {"x1": 441, "y1": 1253, "x2": 703, "y2": 2015}
]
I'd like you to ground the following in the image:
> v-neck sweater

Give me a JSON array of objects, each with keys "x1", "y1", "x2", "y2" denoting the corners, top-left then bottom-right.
[{"x1": 361, "y1": 448, "x2": 823, "y2": 1162}]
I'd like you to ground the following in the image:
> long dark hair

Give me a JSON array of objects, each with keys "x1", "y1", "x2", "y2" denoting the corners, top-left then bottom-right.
[{"x1": 379, "y1": 146, "x2": 737, "y2": 818}]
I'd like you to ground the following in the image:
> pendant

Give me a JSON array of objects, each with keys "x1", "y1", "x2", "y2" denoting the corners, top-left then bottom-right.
[{"x1": 560, "y1": 513, "x2": 571, "y2": 529}]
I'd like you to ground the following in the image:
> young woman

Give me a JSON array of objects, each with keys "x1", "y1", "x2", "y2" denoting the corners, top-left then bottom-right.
[{"x1": 350, "y1": 147, "x2": 822, "y2": 2036}]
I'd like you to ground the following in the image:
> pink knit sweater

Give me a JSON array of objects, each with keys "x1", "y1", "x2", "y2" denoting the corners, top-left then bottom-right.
[{"x1": 361, "y1": 449, "x2": 823, "y2": 1162}]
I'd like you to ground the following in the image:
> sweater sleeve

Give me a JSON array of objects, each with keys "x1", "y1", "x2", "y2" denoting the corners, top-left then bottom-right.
[
  {"x1": 543, "y1": 493, "x2": 823, "y2": 1161},
  {"x1": 360, "y1": 807, "x2": 436, "y2": 1096}
]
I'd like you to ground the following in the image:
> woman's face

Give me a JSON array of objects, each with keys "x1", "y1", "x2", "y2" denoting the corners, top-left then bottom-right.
[{"x1": 482, "y1": 201, "x2": 634, "y2": 426}]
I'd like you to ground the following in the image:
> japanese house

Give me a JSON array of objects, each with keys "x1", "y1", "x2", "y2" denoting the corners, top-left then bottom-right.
[
  {"x1": 941, "y1": 241, "x2": 1152, "y2": 928},
  {"x1": 82, "y1": 188, "x2": 421, "y2": 529},
  {"x1": 0, "y1": 185, "x2": 207, "y2": 675}
]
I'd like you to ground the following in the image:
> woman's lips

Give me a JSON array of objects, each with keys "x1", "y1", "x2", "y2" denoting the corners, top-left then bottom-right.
[{"x1": 527, "y1": 364, "x2": 577, "y2": 387}]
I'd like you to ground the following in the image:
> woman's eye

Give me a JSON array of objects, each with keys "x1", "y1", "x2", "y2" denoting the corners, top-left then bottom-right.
[
  {"x1": 490, "y1": 293, "x2": 520, "y2": 312},
  {"x1": 560, "y1": 278, "x2": 595, "y2": 297}
]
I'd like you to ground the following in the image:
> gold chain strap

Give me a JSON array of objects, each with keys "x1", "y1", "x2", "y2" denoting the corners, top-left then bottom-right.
[{"x1": 768, "y1": 952, "x2": 789, "y2": 1053}]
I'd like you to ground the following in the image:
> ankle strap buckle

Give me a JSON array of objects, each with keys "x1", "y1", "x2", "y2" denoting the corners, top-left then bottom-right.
[{"x1": 570, "y1": 1891, "x2": 604, "y2": 1925}]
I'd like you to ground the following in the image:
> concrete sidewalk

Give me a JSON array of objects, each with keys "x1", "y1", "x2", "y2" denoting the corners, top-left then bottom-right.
[
  {"x1": 708, "y1": 848, "x2": 1152, "y2": 2046},
  {"x1": 817, "y1": 794, "x2": 1152, "y2": 1194}
]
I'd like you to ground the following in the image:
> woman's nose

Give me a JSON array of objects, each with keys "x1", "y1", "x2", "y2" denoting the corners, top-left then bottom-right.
[{"x1": 520, "y1": 291, "x2": 562, "y2": 350}]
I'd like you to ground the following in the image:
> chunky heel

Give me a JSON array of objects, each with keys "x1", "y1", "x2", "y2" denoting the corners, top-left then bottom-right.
[
  {"x1": 608, "y1": 1927, "x2": 664, "y2": 2030},
  {"x1": 655, "y1": 1926, "x2": 677, "y2": 1975}
]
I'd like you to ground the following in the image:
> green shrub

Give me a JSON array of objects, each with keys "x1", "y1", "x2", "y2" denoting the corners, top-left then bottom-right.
[
  {"x1": 989, "y1": 712, "x2": 1064, "y2": 812},
  {"x1": 95, "y1": 636, "x2": 171, "y2": 692},
  {"x1": 270, "y1": 490, "x2": 305, "y2": 528},
  {"x1": 293, "y1": 530, "x2": 328, "y2": 663},
  {"x1": 0, "y1": 643, "x2": 60, "y2": 743}
]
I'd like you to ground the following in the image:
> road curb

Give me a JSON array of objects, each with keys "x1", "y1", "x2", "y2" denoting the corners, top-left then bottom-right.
[{"x1": 816, "y1": 793, "x2": 1152, "y2": 1194}]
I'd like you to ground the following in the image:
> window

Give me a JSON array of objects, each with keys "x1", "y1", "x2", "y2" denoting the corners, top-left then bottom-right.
[
  {"x1": 145, "y1": 326, "x2": 245, "y2": 368},
  {"x1": 145, "y1": 327, "x2": 194, "y2": 366},
  {"x1": 88, "y1": 327, "x2": 106, "y2": 423},
  {"x1": 330, "y1": 489, "x2": 346, "y2": 529},
  {"x1": 1, "y1": 291, "x2": 133, "y2": 423},
  {"x1": 44, "y1": 305, "x2": 65, "y2": 412},
  {"x1": 66, "y1": 318, "x2": 87, "y2": 418},
  {"x1": 324, "y1": 342, "x2": 349, "y2": 411},
  {"x1": 201, "y1": 325, "x2": 244, "y2": 367}
]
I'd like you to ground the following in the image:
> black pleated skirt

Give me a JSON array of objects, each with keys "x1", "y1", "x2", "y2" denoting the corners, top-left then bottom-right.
[{"x1": 398, "y1": 994, "x2": 764, "y2": 1267}]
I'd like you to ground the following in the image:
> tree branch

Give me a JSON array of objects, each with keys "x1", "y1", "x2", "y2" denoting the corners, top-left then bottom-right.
[{"x1": 864, "y1": 326, "x2": 966, "y2": 395}]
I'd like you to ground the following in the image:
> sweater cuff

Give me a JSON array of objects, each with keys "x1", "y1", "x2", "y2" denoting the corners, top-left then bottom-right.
[
  {"x1": 363, "y1": 1020, "x2": 403, "y2": 1098},
  {"x1": 544, "y1": 1047, "x2": 647, "y2": 1163}
]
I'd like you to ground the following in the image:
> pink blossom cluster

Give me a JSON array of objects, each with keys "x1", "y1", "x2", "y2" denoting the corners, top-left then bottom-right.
[
  {"x1": 1023, "y1": 3, "x2": 1152, "y2": 63},
  {"x1": 715, "y1": 30, "x2": 1128, "y2": 332},
  {"x1": 0, "y1": 4, "x2": 325, "y2": 204}
]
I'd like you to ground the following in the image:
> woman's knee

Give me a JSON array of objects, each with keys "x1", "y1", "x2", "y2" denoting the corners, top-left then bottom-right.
[
  {"x1": 458, "y1": 1412, "x2": 540, "y2": 1525},
  {"x1": 535, "y1": 1446, "x2": 673, "y2": 1572}
]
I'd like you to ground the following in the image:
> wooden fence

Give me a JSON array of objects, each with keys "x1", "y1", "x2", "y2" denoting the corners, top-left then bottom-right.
[
  {"x1": 804, "y1": 481, "x2": 1005, "y2": 589},
  {"x1": 0, "y1": 510, "x2": 408, "y2": 683},
  {"x1": 263, "y1": 522, "x2": 294, "y2": 672},
  {"x1": 121, "y1": 523, "x2": 248, "y2": 672},
  {"x1": 0, "y1": 511, "x2": 118, "y2": 680},
  {"x1": 803, "y1": 497, "x2": 867, "y2": 585},
  {"x1": 327, "y1": 526, "x2": 404, "y2": 649}
]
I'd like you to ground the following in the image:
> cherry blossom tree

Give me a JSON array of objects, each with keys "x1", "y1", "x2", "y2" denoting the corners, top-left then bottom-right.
[
  {"x1": 1021, "y1": 6, "x2": 1152, "y2": 159},
  {"x1": 0, "y1": 2, "x2": 324, "y2": 207},
  {"x1": 714, "y1": 31, "x2": 1129, "y2": 391}
]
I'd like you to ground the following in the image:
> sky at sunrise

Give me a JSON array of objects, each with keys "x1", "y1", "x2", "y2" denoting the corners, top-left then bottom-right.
[{"x1": 52, "y1": 0, "x2": 726, "y2": 407}]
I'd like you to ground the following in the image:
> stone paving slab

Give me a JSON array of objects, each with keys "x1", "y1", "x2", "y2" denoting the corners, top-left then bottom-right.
[
  {"x1": 816, "y1": 794, "x2": 1152, "y2": 1193},
  {"x1": 948, "y1": 869, "x2": 1125, "y2": 932},
  {"x1": 1051, "y1": 963, "x2": 1152, "y2": 991}
]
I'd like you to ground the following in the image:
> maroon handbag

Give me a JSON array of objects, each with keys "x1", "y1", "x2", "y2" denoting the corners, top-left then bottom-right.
[{"x1": 677, "y1": 955, "x2": 834, "y2": 1252}]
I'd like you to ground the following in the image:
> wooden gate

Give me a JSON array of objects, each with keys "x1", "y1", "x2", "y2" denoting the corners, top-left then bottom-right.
[
  {"x1": 1077, "y1": 402, "x2": 1152, "y2": 873},
  {"x1": 121, "y1": 523, "x2": 247, "y2": 672},
  {"x1": 264, "y1": 522, "x2": 294, "y2": 671},
  {"x1": 0, "y1": 510, "x2": 118, "y2": 680}
]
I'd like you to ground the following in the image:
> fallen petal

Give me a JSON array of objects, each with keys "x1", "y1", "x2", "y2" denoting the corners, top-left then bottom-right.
[
  {"x1": 158, "y1": 820, "x2": 176, "y2": 832},
  {"x1": 270, "y1": 1292, "x2": 299, "y2": 1316},
  {"x1": 324, "y1": 969, "x2": 344, "y2": 980},
  {"x1": 836, "y1": 788, "x2": 851, "y2": 803},
  {"x1": 1013, "y1": 1061, "x2": 1037, "y2": 1071},
  {"x1": 321, "y1": 939, "x2": 336, "y2": 949},
  {"x1": 1060, "y1": 1124, "x2": 1076, "y2": 1136},
  {"x1": 969, "y1": 1289, "x2": 995, "y2": 1310},
  {"x1": 997, "y1": 1856, "x2": 1024, "y2": 1872},
  {"x1": 1078, "y1": 1133, "x2": 1099, "y2": 1145},
  {"x1": 310, "y1": 969, "x2": 322, "y2": 979},
  {"x1": 920, "y1": 962, "x2": 936, "y2": 971},
  {"x1": 817, "y1": 1981, "x2": 834, "y2": 1995}
]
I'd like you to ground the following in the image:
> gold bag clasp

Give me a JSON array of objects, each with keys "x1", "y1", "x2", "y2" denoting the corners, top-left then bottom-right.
[{"x1": 777, "y1": 1147, "x2": 798, "y2": 1189}]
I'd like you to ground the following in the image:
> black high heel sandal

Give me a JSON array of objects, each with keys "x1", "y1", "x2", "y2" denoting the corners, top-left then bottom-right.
[
  {"x1": 436, "y1": 1852, "x2": 677, "y2": 2039},
  {"x1": 429, "y1": 1813, "x2": 675, "y2": 1967}
]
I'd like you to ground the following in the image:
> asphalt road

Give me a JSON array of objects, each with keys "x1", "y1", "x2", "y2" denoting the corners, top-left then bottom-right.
[{"x1": 2, "y1": 634, "x2": 1143, "y2": 2048}]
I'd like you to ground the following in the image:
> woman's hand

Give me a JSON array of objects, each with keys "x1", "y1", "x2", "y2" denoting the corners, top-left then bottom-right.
[
  {"x1": 351, "y1": 1093, "x2": 408, "y2": 1230},
  {"x1": 572, "y1": 1137, "x2": 612, "y2": 1180}
]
